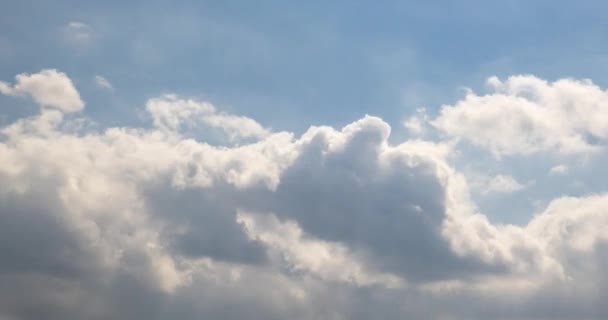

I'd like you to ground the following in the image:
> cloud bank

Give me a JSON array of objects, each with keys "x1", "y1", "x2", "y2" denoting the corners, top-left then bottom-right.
[{"x1": 1, "y1": 70, "x2": 607, "y2": 319}]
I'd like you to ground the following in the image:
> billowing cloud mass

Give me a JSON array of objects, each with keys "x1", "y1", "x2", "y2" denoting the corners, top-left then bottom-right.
[
  {"x1": 433, "y1": 75, "x2": 608, "y2": 156},
  {"x1": 1, "y1": 69, "x2": 608, "y2": 319}
]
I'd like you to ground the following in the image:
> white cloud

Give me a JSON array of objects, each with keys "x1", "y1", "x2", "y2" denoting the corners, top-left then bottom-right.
[
  {"x1": 549, "y1": 164, "x2": 568, "y2": 175},
  {"x1": 402, "y1": 108, "x2": 430, "y2": 136},
  {"x1": 0, "y1": 69, "x2": 84, "y2": 112},
  {"x1": 146, "y1": 94, "x2": 215, "y2": 131},
  {"x1": 146, "y1": 94, "x2": 270, "y2": 142},
  {"x1": 478, "y1": 174, "x2": 528, "y2": 195},
  {"x1": 2, "y1": 69, "x2": 608, "y2": 319},
  {"x1": 94, "y1": 75, "x2": 112, "y2": 89},
  {"x1": 203, "y1": 113, "x2": 270, "y2": 141},
  {"x1": 527, "y1": 194, "x2": 608, "y2": 253},
  {"x1": 433, "y1": 75, "x2": 608, "y2": 156}
]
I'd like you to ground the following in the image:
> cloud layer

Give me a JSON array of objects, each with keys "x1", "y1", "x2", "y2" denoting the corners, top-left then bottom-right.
[{"x1": 1, "y1": 70, "x2": 608, "y2": 319}]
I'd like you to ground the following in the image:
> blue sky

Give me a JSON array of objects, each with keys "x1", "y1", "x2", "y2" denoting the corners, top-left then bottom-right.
[
  {"x1": 2, "y1": 2, "x2": 608, "y2": 319},
  {"x1": 3, "y1": 0, "x2": 608, "y2": 131}
]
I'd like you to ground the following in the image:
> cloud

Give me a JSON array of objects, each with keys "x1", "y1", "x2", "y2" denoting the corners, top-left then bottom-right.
[
  {"x1": 202, "y1": 113, "x2": 271, "y2": 141},
  {"x1": 146, "y1": 94, "x2": 216, "y2": 131},
  {"x1": 549, "y1": 164, "x2": 568, "y2": 175},
  {"x1": 265, "y1": 117, "x2": 512, "y2": 281},
  {"x1": 237, "y1": 211, "x2": 403, "y2": 287},
  {"x1": 94, "y1": 75, "x2": 112, "y2": 90},
  {"x1": 402, "y1": 108, "x2": 430, "y2": 136},
  {"x1": 433, "y1": 75, "x2": 608, "y2": 156},
  {"x1": 64, "y1": 22, "x2": 93, "y2": 47},
  {"x1": 477, "y1": 174, "x2": 528, "y2": 195},
  {"x1": 0, "y1": 69, "x2": 84, "y2": 112},
  {"x1": 146, "y1": 94, "x2": 270, "y2": 142},
  {"x1": 1, "y1": 69, "x2": 608, "y2": 319}
]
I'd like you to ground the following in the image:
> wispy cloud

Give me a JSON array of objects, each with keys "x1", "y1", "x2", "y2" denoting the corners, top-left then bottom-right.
[
  {"x1": 63, "y1": 21, "x2": 93, "y2": 50},
  {"x1": 549, "y1": 164, "x2": 568, "y2": 175},
  {"x1": 94, "y1": 75, "x2": 112, "y2": 90}
]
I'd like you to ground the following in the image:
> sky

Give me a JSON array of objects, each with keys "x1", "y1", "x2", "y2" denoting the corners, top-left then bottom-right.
[{"x1": 1, "y1": 1, "x2": 608, "y2": 319}]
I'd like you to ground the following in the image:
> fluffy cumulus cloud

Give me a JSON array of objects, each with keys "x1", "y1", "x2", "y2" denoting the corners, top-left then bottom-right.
[
  {"x1": 433, "y1": 75, "x2": 608, "y2": 156},
  {"x1": 1, "y1": 69, "x2": 608, "y2": 319},
  {"x1": 0, "y1": 69, "x2": 84, "y2": 112}
]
